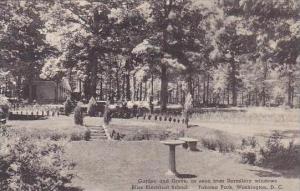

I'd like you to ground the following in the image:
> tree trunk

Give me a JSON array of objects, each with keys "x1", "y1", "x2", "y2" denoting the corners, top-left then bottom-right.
[
  {"x1": 109, "y1": 73, "x2": 112, "y2": 100},
  {"x1": 139, "y1": 82, "x2": 143, "y2": 101},
  {"x1": 89, "y1": 48, "x2": 98, "y2": 99},
  {"x1": 126, "y1": 72, "x2": 131, "y2": 100},
  {"x1": 203, "y1": 75, "x2": 206, "y2": 105},
  {"x1": 55, "y1": 80, "x2": 59, "y2": 103},
  {"x1": 223, "y1": 89, "x2": 226, "y2": 105},
  {"x1": 255, "y1": 89, "x2": 259, "y2": 106},
  {"x1": 151, "y1": 73, "x2": 154, "y2": 97},
  {"x1": 248, "y1": 92, "x2": 251, "y2": 106},
  {"x1": 287, "y1": 72, "x2": 293, "y2": 108},
  {"x1": 116, "y1": 70, "x2": 120, "y2": 100},
  {"x1": 197, "y1": 77, "x2": 201, "y2": 104},
  {"x1": 231, "y1": 60, "x2": 238, "y2": 106},
  {"x1": 187, "y1": 74, "x2": 193, "y2": 99},
  {"x1": 241, "y1": 92, "x2": 244, "y2": 105},
  {"x1": 121, "y1": 72, "x2": 125, "y2": 100},
  {"x1": 160, "y1": 64, "x2": 168, "y2": 112},
  {"x1": 133, "y1": 76, "x2": 136, "y2": 101},
  {"x1": 99, "y1": 78, "x2": 103, "y2": 100},
  {"x1": 206, "y1": 74, "x2": 210, "y2": 105},
  {"x1": 144, "y1": 80, "x2": 148, "y2": 101},
  {"x1": 28, "y1": 76, "x2": 33, "y2": 103},
  {"x1": 227, "y1": 87, "x2": 230, "y2": 105},
  {"x1": 16, "y1": 75, "x2": 21, "y2": 99}
]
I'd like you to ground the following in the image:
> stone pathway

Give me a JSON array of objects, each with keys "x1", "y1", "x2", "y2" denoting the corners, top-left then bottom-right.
[{"x1": 88, "y1": 126, "x2": 108, "y2": 140}]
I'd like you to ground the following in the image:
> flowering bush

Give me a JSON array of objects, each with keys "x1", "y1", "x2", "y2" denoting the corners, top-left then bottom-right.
[{"x1": 0, "y1": 136, "x2": 75, "y2": 190}]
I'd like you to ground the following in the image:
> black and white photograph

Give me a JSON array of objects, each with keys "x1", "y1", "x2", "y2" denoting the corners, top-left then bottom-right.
[{"x1": 0, "y1": 0, "x2": 300, "y2": 190}]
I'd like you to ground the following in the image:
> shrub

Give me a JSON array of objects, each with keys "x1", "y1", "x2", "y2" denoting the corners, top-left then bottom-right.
[
  {"x1": 0, "y1": 95, "x2": 10, "y2": 115},
  {"x1": 201, "y1": 137, "x2": 218, "y2": 151},
  {"x1": 50, "y1": 132, "x2": 67, "y2": 141},
  {"x1": 239, "y1": 133, "x2": 299, "y2": 169},
  {"x1": 239, "y1": 137, "x2": 260, "y2": 165},
  {"x1": 103, "y1": 101, "x2": 111, "y2": 125},
  {"x1": 87, "y1": 97, "x2": 97, "y2": 117},
  {"x1": 84, "y1": 129, "x2": 91, "y2": 141},
  {"x1": 201, "y1": 132, "x2": 236, "y2": 153},
  {"x1": 64, "y1": 97, "x2": 74, "y2": 116},
  {"x1": 241, "y1": 136, "x2": 258, "y2": 149},
  {"x1": 0, "y1": 125, "x2": 8, "y2": 137},
  {"x1": 241, "y1": 151, "x2": 257, "y2": 165},
  {"x1": 0, "y1": 137, "x2": 75, "y2": 190},
  {"x1": 70, "y1": 128, "x2": 91, "y2": 141},
  {"x1": 7, "y1": 125, "x2": 90, "y2": 142},
  {"x1": 70, "y1": 132, "x2": 83, "y2": 141},
  {"x1": 74, "y1": 105, "x2": 83, "y2": 126},
  {"x1": 259, "y1": 131, "x2": 299, "y2": 169}
]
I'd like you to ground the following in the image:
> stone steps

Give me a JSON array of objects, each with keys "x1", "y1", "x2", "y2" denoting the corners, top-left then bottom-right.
[{"x1": 88, "y1": 126, "x2": 107, "y2": 140}]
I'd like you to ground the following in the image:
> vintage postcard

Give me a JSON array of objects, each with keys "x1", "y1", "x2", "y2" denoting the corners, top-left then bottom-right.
[{"x1": 0, "y1": 0, "x2": 299, "y2": 190}]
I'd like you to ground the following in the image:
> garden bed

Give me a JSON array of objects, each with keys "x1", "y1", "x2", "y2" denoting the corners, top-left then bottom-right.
[
  {"x1": 107, "y1": 119, "x2": 185, "y2": 141},
  {"x1": 6, "y1": 116, "x2": 91, "y2": 141}
]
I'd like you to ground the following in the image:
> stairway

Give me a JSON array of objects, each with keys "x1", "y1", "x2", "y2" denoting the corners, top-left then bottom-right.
[{"x1": 89, "y1": 126, "x2": 108, "y2": 140}]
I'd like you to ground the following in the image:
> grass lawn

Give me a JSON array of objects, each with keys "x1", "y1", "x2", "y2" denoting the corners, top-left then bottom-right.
[
  {"x1": 5, "y1": 107, "x2": 300, "y2": 191},
  {"x1": 6, "y1": 115, "x2": 89, "y2": 141},
  {"x1": 190, "y1": 107, "x2": 300, "y2": 145},
  {"x1": 65, "y1": 140, "x2": 300, "y2": 191}
]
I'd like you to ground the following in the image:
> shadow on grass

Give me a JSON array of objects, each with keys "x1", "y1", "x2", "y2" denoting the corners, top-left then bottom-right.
[
  {"x1": 177, "y1": 174, "x2": 197, "y2": 179},
  {"x1": 187, "y1": 125, "x2": 199, "y2": 128},
  {"x1": 85, "y1": 125, "x2": 102, "y2": 128},
  {"x1": 64, "y1": 186, "x2": 84, "y2": 191},
  {"x1": 278, "y1": 167, "x2": 300, "y2": 179},
  {"x1": 190, "y1": 148, "x2": 202, "y2": 152},
  {"x1": 248, "y1": 169, "x2": 281, "y2": 177},
  {"x1": 249, "y1": 164, "x2": 300, "y2": 179}
]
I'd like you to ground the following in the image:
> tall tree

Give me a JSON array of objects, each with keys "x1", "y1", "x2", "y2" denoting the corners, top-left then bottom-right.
[
  {"x1": 0, "y1": 0, "x2": 57, "y2": 102},
  {"x1": 213, "y1": 1, "x2": 256, "y2": 106},
  {"x1": 240, "y1": 0, "x2": 300, "y2": 107}
]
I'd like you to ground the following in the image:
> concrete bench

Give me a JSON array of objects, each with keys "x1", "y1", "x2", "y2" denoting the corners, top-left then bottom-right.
[{"x1": 179, "y1": 137, "x2": 199, "y2": 151}]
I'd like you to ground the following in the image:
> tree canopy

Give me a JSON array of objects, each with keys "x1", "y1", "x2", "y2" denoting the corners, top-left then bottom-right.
[{"x1": 1, "y1": 0, "x2": 300, "y2": 108}]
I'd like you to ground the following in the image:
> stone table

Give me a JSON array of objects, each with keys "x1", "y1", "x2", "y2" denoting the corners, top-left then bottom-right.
[
  {"x1": 179, "y1": 137, "x2": 199, "y2": 151},
  {"x1": 160, "y1": 140, "x2": 185, "y2": 176}
]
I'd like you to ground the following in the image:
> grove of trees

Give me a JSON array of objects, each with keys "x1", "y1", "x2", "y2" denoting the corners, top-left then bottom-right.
[{"x1": 1, "y1": 0, "x2": 300, "y2": 109}]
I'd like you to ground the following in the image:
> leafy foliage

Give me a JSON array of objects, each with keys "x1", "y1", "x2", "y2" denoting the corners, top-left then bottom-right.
[
  {"x1": 260, "y1": 131, "x2": 299, "y2": 169},
  {"x1": 0, "y1": 136, "x2": 75, "y2": 190},
  {"x1": 239, "y1": 132, "x2": 299, "y2": 169},
  {"x1": 74, "y1": 104, "x2": 84, "y2": 126},
  {"x1": 64, "y1": 97, "x2": 74, "y2": 116},
  {"x1": 1, "y1": 0, "x2": 300, "y2": 108}
]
